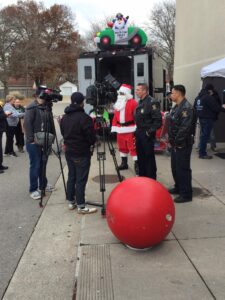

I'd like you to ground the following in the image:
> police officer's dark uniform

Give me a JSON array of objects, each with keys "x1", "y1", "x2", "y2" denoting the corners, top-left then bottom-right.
[
  {"x1": 168, "y1": 98, "x2": 196, "y2": 202},
  {"x1": 135, "y1": 95, "x2": 162, "y2": 179}
]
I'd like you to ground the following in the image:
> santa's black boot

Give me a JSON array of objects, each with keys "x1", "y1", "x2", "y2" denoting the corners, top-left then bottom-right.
[
  {"x1": 134, "y1": 161, "x2": 139, "y2": 176},
  {"x1": 118, "y1": 157, "x2": 128, "y2": 170}
]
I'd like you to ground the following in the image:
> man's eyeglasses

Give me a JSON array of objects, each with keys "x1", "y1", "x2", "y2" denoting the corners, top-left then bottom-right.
[{"x1": 117, "y1": 92, "x2": 125, "y2": 95}]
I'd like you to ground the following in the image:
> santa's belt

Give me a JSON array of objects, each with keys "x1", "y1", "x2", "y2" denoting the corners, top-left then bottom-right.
[{"x1": 117, "y1": 121, "x2": 135, "y2": 126}]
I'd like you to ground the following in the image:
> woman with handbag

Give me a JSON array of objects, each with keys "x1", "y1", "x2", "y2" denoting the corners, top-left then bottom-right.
[{"x1": 24, "y1": 90, "x2": 55, "y2": 200}]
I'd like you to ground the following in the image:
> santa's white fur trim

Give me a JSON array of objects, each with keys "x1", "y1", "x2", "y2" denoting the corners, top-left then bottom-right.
[
  {"x1": 120, "y1": 152, "x2": 128, "y2": 157},
  {"x1": 111, "y1": 125, "x2": 136, "y2": 133},
  {"x1": 119, "y1": 84, "x2": 132, "y2": 96}
]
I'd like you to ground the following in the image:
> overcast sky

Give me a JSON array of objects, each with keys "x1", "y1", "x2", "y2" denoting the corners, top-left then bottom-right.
[{"x1": 1, "y1": 0, "x2": 161, "y2": 35}]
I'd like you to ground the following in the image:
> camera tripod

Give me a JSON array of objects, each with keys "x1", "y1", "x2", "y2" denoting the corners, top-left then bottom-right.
[
  {"x1": 38, "y1": 103, "x2": 67, "y2": 207},
  {"x1": 86, "y1": 109, "x2": 123, "y2": 215}
]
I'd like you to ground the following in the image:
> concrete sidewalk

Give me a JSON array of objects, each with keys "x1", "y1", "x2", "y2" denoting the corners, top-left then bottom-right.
[{"x1": 3, "y1": 143, "x2": 225, "y2": 300}]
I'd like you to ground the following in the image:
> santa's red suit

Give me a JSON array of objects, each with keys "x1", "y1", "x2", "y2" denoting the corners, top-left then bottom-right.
[{"x1": 111, "y1": 84, "x2": 137, "y2": 161}]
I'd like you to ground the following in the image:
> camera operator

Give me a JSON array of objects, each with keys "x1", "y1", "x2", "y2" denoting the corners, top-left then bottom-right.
[
  {"x1": 60, "y1": 92, "x2": 97, "y2": 214},
  {"x1": 24, "y1": 89, "x2": 55, "y2": 200}
]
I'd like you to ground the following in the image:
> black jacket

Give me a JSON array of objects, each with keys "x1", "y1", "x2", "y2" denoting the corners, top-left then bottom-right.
[
  {"x1": 0, "y1": 106, "x2": 7, "y2": 132},
  {"x1": 168, "y1": 98, "x2": 196, "y2": 148},
  {"x1": 194, "y1": 89, "x2": 225, "y2": 120},
  {"x1": 135, "y1": 95, "x2": 162, "y2": 136},
  {"x1": 60, "y1": 104, "x2": 96, "y2": 157}
]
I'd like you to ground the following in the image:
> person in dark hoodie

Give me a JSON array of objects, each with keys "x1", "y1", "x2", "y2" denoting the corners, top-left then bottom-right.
[
  {"x1": 60, "y1": 92, "x2": 97, "y2": 214},
  {"x1": 194, "y1": 84, "x2": 225, "y2": 159},
  {"x1": 24, "y1": 89, "x2": 55, "y2": 200},
  {"x1": 208, "y1": 88, "x2": 222, "y2": 151}
]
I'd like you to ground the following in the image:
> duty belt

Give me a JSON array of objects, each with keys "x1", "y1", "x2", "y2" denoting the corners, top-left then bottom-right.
[{"x1": 117, "y1": 121, "x2": 135, "y2": 126}]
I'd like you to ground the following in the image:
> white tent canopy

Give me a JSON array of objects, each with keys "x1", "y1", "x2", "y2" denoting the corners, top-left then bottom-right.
[{"x1": 201, "y1": 57, "x2": 225, "y2": 78}]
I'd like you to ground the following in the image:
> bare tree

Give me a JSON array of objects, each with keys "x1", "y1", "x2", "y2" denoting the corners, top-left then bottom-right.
[
  {"x1": 145, "y1": 0, "x2": 175, "y2": 81},
  {"x1": 83, "y1": 16, "x2": 114, "y2": 51},
  {"x1": 0, "y1": 0, "x2": 82, "y2": 94},
  {"x1": 0, "y1": 7, "x2": 20, "y2": 96}
]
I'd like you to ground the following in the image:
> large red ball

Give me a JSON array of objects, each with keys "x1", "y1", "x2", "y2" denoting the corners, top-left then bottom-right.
[{"x1": 106, "y1": 177, "x2": 175, "y2": 249}]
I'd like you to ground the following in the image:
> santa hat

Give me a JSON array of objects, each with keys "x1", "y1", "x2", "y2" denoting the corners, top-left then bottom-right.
[{"x1": 119, "y1": 84, "x2": 132, "y2": 95}]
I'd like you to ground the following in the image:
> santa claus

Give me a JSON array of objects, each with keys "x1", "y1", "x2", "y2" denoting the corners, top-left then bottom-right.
[{"x1": 111, "y1": 84, "x2": 138, "y2": 174}]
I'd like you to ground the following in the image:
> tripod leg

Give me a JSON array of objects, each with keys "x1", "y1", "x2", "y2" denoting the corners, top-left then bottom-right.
[
  {"x1": 107, "y1": 137, "x2": 123, "y2": 182},
  {"x1": 98, "y1": 153, "x2": 106, "y2": 215},
  {"x1": 50, "y1": 111, "x2": 67, "y2": 197},
  {"x1": 101, "y1": 118, "x2": 123, "y2": 182}
]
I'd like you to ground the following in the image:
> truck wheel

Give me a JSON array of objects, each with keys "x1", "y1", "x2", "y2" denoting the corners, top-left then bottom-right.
[
  {"x1": 130, "y1": 34, "x2": 142, "y2": 49},
  {"x1": 99, "y1": 36, "x2": 111, "y2": 50}
]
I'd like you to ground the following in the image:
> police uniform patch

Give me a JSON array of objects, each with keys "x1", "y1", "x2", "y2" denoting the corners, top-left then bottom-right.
[
  {"x1": 182, "y1": 111, "x2": 188, "y2": 118},
  {"x1": 152, "y1": 104, "x2": 157, "y2": 110}
]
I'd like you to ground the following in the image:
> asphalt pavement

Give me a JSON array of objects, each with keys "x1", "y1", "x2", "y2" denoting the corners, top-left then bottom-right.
[{"x1": 0, "y1": 102, "x2": 67, "y2": 299}]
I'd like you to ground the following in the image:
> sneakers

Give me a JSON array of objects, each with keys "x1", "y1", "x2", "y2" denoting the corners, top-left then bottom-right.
[
  {"x1": 30, "y1": 190, "x2": 41, "y2": 200},
  {"x1": 9, "y1": 152, "x2": 17, "y2": 157},
  {"x1": 68, "y1": 202, "x2": 77, "y2": 210},
  {"x1": 39, "y1": 184, "x2": 56, "y2": 193},
  {"x1": 18, "y1": 146, "x2": 24, "y2": 153},
  {"x1": 45, "y1": 184, "x2": 56, "y2": 192},
  {"x1": 77, "y1": 207, "x2": 97, "y2": 214},
  {"x1": 211, "y1": 146, "x2": 217, "y2": 152}
]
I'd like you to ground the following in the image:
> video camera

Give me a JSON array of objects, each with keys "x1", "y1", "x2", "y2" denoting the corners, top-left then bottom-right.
[
  {"x1": 37, "y1": 85, "x2": 63, "y2": 103},
  {"x1": 86, "y1": 74, "x2": 120, "y2": 107}
]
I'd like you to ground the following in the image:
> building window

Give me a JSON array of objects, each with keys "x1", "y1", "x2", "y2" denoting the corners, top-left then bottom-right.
[
  {"x1": 137, "y1": 63, "x2": 144, "y2": 77},
  {"x1": 85, "y1": 66, "x2": 92, "y2": 79}
]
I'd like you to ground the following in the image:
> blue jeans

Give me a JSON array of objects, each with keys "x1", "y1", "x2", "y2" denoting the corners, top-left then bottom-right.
[
  {"x1": 26, "y1": 143, "x2": 47, "y2": 193},
  {"x1": 65, "y1": 153, "x2": 91, "y2": 207},
  {"x1": 199, "y1": 119, "x2": 214, "y2": 157}
]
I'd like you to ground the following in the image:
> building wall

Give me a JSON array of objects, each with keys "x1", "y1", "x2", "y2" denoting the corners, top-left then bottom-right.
[{"x1": 174, "y1": 0, "x2": 225, "y2": 102}]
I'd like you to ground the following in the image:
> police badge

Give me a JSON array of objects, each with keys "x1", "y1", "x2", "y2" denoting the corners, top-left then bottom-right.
[{"x1": 182, "y1": 111, "x2": 188, "y2": 118}]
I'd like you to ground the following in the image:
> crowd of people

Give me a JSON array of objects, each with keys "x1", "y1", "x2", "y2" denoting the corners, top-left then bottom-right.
[
  {"x1": 0, "y1": 95, "x2": 25, "y2": 174},
  {"x1": 1, "y1": 81, "x2": 224, "y2": 212}
]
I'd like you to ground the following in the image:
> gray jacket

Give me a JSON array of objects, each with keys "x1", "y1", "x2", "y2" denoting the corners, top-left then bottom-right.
[
  {"x1": 3, "y1": 103, "x2": 25, "y2": 127},
  {"x1": 24, "y1": 100, "x2": 53, "y2": 143}
]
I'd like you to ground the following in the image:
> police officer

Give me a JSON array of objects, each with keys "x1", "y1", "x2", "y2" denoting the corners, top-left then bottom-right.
[
  {"x1": 168, "y1": 85, "x2": 196, "y2": 203},
  {"x1": 135, "y1": 83, "x2": 162, "y2": 179}
]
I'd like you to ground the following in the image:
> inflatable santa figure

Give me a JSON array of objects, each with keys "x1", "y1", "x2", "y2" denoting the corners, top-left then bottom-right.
[{"x1": 111, "y1": 84, "x2": 138, "y2": 174}]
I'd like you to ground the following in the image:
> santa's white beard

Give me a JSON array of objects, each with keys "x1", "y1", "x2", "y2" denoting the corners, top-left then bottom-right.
[{"x1": 114, "y1": 95, "x2": 127, "y2": 111}]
